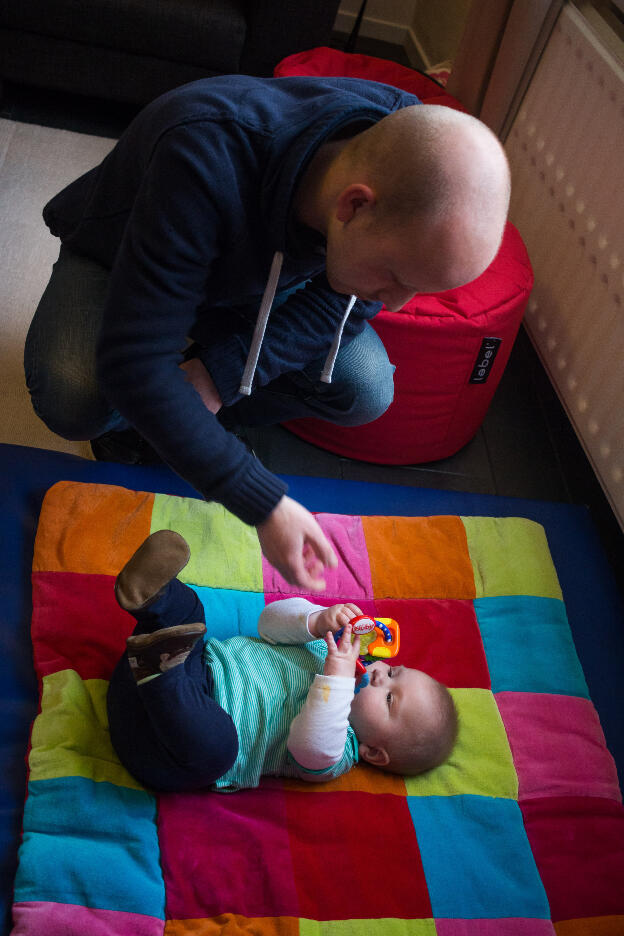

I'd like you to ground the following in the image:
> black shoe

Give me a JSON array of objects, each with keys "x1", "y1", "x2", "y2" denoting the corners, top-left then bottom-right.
[
  {"x1": 90, "y1": 427, "x2": 162, "y2": 465},
  {"x1": 126, "y1": 623, "x2": 207, "y2": 682}
]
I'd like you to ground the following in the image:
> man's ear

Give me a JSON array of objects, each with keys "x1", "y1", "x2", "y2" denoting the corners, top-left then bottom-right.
[
  {"x1": 335, "y1": 183, "x2": 376, "y2": 224},
  {"x1": 359, "y1": 742, "x2": 390, "y2": 767}
]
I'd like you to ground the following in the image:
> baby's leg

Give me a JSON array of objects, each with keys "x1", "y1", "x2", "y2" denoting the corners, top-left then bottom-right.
[
  {"x1": 107, "y1": 645, "x2": 238, "y2": 792},
  {"x1": 115, "y1": 529, "x2": 191, "y2": 619},
  {"x1": 107, "y1": 530, "x2": 239, "y2": 790}
]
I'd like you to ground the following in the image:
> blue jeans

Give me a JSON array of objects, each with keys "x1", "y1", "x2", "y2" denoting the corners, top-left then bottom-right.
[
  {"x1": 107, "y1": 578, "x2": 239, "y2": 792},
  {"x1": 25, "y1": 246, "x2": 395, "y2": 440}
]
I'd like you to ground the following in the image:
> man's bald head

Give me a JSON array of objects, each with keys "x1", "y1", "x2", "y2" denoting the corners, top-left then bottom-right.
[
  {"x1": 343, "y1": 105, "x2": 509, "y2": 221},
  {"x1": 299, "y1": 103, "x2": 511, "y2": 304},
  {"x1": 330, "y1": 105, "x2": 511, "y2": 294}
]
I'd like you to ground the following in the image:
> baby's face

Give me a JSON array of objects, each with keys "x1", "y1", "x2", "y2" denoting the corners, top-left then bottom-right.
[{"x1": 348, "y1": 661, "x2": 438, "y2": 749}]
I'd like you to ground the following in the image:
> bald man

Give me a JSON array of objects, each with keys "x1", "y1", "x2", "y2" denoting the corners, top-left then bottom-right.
[{"x1": 25, "y1": 76, "x2": 510, "y2": 590}]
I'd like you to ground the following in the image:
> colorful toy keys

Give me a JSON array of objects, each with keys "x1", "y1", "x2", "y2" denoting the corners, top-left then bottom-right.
[{"x1": 334, "y1": 615, "x2": 400, "y2": 692}]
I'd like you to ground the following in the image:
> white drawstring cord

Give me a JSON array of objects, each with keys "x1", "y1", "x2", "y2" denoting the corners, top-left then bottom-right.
[
  {"x1": 238, "y1": 251, "x2": 284, "y2": 395},
  {"x1": 320, "y1": 294, "x2": 357, "y2": 383}
]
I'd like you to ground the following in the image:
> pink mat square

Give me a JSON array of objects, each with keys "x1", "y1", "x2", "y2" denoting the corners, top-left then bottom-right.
[
  {"x1": 11, "y1": 902, "x2": 164, "y2": 935},
  {"x1": 32, "y1": 571, "x2": 130, "y2": 680},
  {"x1": 497, "y1": 692, "x2": 621, "y2": 802},
  {"x1": 261, "y1": 513, "x2": 373, "y2": 600},
  {"x1": 435, "y1": 920, "x2": 555, "y2": 936}
]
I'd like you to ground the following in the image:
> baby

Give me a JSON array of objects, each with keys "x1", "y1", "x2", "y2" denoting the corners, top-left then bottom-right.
[{"x1": 106, "y1": 530, "x2": 457, "y2": 792}]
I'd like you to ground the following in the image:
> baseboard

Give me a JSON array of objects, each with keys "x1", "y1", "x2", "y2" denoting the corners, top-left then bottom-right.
[
  {"x1": 404, "y1": 27, "x2": 432, "y2": 71},
  {"x1": 334, "y1": 9, "x2": 407, "y2": 48},
  {"x1": 334, "y1": 11, "x2": 430, "y2": 71}
]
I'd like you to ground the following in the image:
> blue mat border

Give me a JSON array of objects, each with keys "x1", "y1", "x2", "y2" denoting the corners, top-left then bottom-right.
[{"x1": 1, "y1": 443, "x2": 623, "y2": 934}]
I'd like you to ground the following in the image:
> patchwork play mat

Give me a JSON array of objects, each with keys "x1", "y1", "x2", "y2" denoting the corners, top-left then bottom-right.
[{"x1": 10, "y1": 478, "x2": 624, "y2": 934}]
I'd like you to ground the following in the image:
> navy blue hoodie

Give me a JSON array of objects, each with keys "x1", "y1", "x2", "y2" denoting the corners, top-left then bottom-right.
[{"x1": 43, "y1": 75, "x2": 419, "y2": 524}]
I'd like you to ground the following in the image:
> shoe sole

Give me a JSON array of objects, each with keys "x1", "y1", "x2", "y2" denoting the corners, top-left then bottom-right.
[{"x1": 127, "y1": 622, "x2": 207, "y2": 651}]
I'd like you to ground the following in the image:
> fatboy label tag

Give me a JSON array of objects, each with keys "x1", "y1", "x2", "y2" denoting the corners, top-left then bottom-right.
[{"x1": 469, "y1": 337, "x2": 502, "y2": 384}]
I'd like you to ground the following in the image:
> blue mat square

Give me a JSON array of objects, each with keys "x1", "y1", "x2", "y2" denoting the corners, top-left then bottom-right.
[
  {"x1": 15, "y1": 777, "x2": 164, "y2": 917},
  {"x1": 408, "y1": 794, "x2": 550, "y2": 919},
  {"x1": 475, "y1": 596, "x2": 589, "y2": 696},
  {"x1": 191, "y1": 586, "x2": 266, "y2": 640}
]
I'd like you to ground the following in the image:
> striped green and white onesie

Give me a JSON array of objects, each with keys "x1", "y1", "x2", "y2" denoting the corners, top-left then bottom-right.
[{"x1": 203, "y1": 597, "x2": 359, "y2": 791}]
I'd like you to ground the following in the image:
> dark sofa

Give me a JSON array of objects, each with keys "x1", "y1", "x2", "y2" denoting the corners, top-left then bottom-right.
[{"x1": 0, "y1": 0, "x2": 342, "y2": 105}]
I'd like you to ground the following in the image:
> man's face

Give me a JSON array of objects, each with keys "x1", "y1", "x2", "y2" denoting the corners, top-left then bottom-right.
[
  {"x1": 325, "y1": 209, "x2": 497, "y2": 310},
  {"x1": 325, "y1": 219, "x2": 424, "y2": 311}
]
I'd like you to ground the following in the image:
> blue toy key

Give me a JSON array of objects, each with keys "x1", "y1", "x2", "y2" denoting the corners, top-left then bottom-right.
[{"x1": 354, "y1": 669, "x2": 369, "y2": 694}]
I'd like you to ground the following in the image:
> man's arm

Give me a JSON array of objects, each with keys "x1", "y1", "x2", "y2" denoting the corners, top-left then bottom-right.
[{"x1": 95, "y1": 132, "x2": 338, "y2": 588}]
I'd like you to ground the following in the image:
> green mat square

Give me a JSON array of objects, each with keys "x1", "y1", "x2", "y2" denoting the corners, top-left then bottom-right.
[{"x1": 151, "y1": 493, "x2": 263, "y2": 591}]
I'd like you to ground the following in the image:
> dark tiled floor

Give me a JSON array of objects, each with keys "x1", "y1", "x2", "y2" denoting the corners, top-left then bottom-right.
[{"x1": 2, "y1": 58, "x2": 622, "y2": 590}]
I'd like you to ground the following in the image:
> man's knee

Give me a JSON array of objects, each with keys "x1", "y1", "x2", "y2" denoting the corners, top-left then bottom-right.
[
  {"x1": 24, "y1": 244, "x2": 112, "y2": 439},
  {"x1": 25, "y1": 354, "x2": 112, "y2": 439},
  {"x1": 331, "y1": 359, "x2": 395, "y2": 426},
  {"x1": 326, "y1": 326, "x2": 395, "y2": 427}
]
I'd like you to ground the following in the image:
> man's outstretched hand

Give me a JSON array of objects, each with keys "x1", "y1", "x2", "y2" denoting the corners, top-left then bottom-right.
[{"x1": 256, "y1": 495, "x2": 337, "y2": 591}]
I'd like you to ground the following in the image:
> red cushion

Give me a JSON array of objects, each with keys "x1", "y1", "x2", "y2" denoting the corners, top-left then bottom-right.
[
  {"x1": 286, "y1": 223, "x2": 532, "y2": 464},
  {"x1": 276, "y1": 48, "x2": 533, "y2": 465},
  {"x1": 274, "y1": 47, "x2": 466, "y2": 111}
]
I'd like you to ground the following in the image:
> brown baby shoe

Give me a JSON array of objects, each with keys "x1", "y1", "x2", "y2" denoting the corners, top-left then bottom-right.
[
  {"x1": 115, "y1": 529, "x2": 191, "y2": 612},
  {"x1": 126, "y1": 623, "x2": 207, "y2": 683}
]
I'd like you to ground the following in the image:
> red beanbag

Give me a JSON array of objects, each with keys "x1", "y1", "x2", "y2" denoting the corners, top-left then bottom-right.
[
  {"x1": 277, "y1": 48, "x2": 534, "y2": 465},
  {"x1": 273, "y1": 46, "x2": 466, "y2": 111}
]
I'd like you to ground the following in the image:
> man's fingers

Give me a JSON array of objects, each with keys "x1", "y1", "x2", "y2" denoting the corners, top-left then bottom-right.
[
  {"x1": 284, "y1": 552, "x2": 326, "y2": 591},
  {"x1": 256, "y1": 496, "x2": 336, "y2": 590},
  {"x1": 306, "y1": 528, "x2": 337, "y2": 569}
]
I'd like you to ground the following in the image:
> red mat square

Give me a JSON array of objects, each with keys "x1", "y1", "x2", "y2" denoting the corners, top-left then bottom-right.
[
  {"x1": 284, "y1": 790, "x2": 431, "y2": 921},
  {"x1": 31, "y1": 571, "x2": 130, "y2": 679},
  {"x1": 158, "y1": 788, "x2": 299, "y2": 920},
  {"x1": 522, "y1": 796, "x2": 624, "y2": 922},
  {"x1": 374, "y1": 598, "x2": 490, "y2": 688}
]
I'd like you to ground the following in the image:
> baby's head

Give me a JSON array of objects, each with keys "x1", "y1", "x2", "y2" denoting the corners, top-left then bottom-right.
[{"x1": 348, "y1": 661, "x2": 457, "y2": 775}]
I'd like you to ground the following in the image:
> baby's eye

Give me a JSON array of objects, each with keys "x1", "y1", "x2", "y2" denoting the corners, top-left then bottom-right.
[
  {"x1": 388, "y1": 668, "x2": 394, "y2": 677},
  {"x1": 386, "y1": 691, "x2": 392, "y2": 707}
]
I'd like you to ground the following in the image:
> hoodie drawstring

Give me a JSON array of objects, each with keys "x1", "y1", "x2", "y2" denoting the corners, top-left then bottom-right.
[
  {"x1": 320, "y1": 294, "x2": 356, "y2": 383},
  {"x1": 238, "y1": 250, "x2": 356, "y2": 396},
  {"x1": 239, "y1": 250, "x2": 284, "y2": 396}
]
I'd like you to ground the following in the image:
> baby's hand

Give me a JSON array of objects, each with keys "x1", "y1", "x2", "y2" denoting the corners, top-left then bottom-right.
[
  {"x1": 308, "y1": 602, "x2": 362, "y2": 640},
  {"x1": 323, "y1": 622, "x2": 361, "y2": 679}
]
